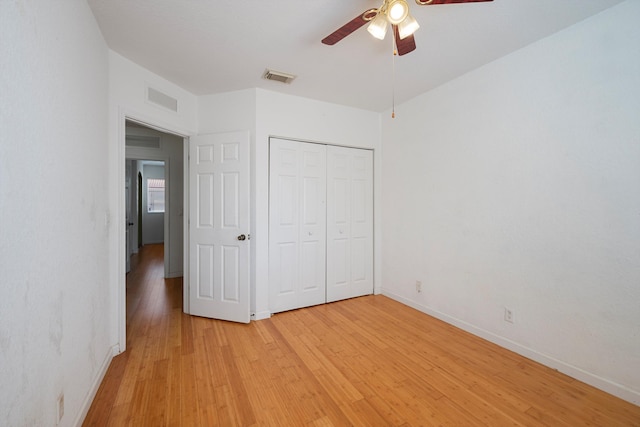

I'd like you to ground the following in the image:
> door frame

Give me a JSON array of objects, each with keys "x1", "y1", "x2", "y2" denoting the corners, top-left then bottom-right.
[{"x1": 117, "y1": 109, "x2": 191, "y2": 353}]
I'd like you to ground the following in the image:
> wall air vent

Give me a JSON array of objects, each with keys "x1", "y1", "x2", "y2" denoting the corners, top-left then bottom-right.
[
  {"x1": 146, "y1": 86, "x2": 178, "y2": 112},
  {"x1": 126, "y1": 135, "x2": 161, "y2": 149},
  {"x1": 262, "y1": 69, "x2": 296, "y2": 84}
]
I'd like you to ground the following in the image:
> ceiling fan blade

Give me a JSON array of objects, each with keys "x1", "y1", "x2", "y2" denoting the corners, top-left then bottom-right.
[
  {"x1": 393, "y1": 25, "x2": 417, "y2": 56},
  {"x1": 416, "y1": 0, "x2": 493, "y2": 5},
  {"x1": 322, "y1": 9, "x2": 377, "y2": 45}
]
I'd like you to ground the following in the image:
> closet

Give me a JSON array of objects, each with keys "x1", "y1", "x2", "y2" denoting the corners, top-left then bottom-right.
[{"x1": 269, "y1": 138, "x2": 373, "y2": 313}]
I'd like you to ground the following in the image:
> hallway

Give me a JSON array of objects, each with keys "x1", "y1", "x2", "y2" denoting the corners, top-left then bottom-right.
[{"x1": 125, "y1": 244, "x2": 182, "y2": 347}]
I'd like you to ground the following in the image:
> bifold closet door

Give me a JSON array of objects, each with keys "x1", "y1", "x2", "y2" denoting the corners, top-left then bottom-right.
[
  {"x1": 269, "y1": 139, "x2": 327, "y2": 313},
  {"x1": 326, "y1": 146, "x2": 374, "y2": 303}
]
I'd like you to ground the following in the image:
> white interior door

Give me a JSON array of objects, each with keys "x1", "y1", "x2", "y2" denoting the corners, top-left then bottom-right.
[
  {"x1": 326, "y1": 146, "x2": 373, "y2": 303},
  {"x1": 269, "y1": 139, "x2": 327, "y2": 313},
  {"x1": 189, "y1": 131, "x2": 250, "y2": 323}
]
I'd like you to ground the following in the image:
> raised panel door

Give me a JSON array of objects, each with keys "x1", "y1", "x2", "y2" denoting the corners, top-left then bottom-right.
[
  {"x1": 189, "y1": 131, "x2": 250, "y2": 323},
  {"x1": 269, "y1": 138, "x2": 327, "y2": 313},
  {"x1": 326, "y1": 145, "x2": 373, "y2": 302}
]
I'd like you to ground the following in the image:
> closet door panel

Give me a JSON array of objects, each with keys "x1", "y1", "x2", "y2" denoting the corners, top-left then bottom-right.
[
  {"x1": 351, "y1": 236, "x2": 367, "y2": 282},
  {"x1": 300, "y1": 146, "x2": 326, "y2": 298},
  {"x1": 277, "y1": 242, "x2": 297, "y2": 294},
  {"x1": 326, "y1": 146, "x2": 374, "y2": 303},
  {"x1": 271, "y1": 149, "x2": 299, "y2": 301},
  {"x1": 269, "y1": 139, "x2": 326, "y2": 313}
]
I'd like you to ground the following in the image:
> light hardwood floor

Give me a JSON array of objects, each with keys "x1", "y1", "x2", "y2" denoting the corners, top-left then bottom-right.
[{"x1": 83, "y1": 244, "x2": 640, "y2": 426}]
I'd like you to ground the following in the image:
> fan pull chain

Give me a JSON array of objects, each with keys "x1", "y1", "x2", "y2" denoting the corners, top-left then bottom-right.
[{"x1": 392, "y1": 30, "x2": 397, "y2": 119}]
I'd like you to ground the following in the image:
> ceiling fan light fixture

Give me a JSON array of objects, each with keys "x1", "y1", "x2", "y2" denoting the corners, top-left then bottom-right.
[
  {"x1": 386, "y1": 0, "x2": 409, "y2": 25},
  {"x1": 367, "y1": 13, "x2": 388, "y2": 40},
  {"x1": 398, "y1": 14, "x2": 420, "y2": 39}
]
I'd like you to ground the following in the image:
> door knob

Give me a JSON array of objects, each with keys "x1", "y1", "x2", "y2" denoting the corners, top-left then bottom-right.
[
  {"x1": 128, "y1": 222, "x2": 134, "y2": 226},
  {"x1": 237, "y1": 234, "x2": 247, "y2": 241}
]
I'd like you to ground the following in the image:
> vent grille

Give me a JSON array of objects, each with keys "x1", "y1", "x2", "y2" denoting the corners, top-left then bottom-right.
[
  {"x1": 146, "y1": 87, "x2": 178, "y2": 112},
  {"x1": 262, "y1": 69, "x2": 296, "y2": 84},
  {"x1": 126, "y1": 135, "x2": 161, "y2": 149}
]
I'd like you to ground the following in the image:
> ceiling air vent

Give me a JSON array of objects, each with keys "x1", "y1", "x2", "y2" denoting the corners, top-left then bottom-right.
[{"x1": 262, "y1": 69, "x2": 296, "y2": 84}]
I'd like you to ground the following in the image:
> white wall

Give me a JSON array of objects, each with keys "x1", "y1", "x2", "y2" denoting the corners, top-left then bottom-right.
[
  {"x1": 108, "y1": 51, "x2": 198, "y2": 351},
  {"x1": 0, "y1": 2, "x2": 112, "y2": 426},
  {"x1": 108, "y1": 51, "x2": 198, "y2": 135},
  {"x1": 380, "y1": 1, "x2": 640, "y2": 404},
  {"x1": 255, "y1": 89, "x2": 381, "y2": 319},
  {"x1": 197, "y1": 89, "x2": 381, "y2": 319}
]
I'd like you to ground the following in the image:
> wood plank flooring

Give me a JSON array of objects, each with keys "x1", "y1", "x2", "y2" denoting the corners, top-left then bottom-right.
[{"x1": 83, "y1": 244, "x2": 640, "y2": 426}]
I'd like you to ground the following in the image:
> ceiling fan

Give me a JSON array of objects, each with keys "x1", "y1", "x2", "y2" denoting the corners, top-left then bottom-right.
[{"x1": 322, "y1": 0, "x2": 494, "y2": 56}]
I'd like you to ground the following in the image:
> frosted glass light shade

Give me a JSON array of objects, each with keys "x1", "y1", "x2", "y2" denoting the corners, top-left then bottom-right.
[
  {"x1": 367, "y1": 14, "x2": 388, "y2": 40},
  {"x1": 398, "y1": 14, "x2": 420, "y2": 39},
  {"x1": 387, "y1": 0, "x2": 409, "y2": 25}
]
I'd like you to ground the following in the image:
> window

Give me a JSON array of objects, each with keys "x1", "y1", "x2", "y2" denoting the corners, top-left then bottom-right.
[{"x1": 147, "y1": 178, "x2": 165, "y2": 213}]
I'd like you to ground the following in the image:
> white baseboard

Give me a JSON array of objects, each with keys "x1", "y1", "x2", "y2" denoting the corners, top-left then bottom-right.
[
  {"x1": 381, "y1": 289, "x2": 640, "y2": 406},
  {"x1": 73, "y1": 344, "x2": 118, "y2": 427},
  {"x1": 251, "y1": 310, "x2": 272, "y2": 321}
]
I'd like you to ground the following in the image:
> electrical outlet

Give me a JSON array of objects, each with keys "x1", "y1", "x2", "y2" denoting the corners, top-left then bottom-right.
[
  {"x1": 57, "y1": 394, "x2": 64, "y2": 424},
  {"x1": 415, "y1": 281, "x2": 422, "y2": 293},
  {"x1": 504, "y1": 308, "x2": 514, "y2": 324}
]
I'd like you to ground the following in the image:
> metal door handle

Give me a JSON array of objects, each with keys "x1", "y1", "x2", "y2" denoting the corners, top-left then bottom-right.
[{"x1": 237, "y1": 234, "x2": 246, "y2": 241}]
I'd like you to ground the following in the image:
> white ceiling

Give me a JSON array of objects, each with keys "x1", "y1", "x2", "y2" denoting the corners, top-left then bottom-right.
[{"x1": 88, "y1": 0, "x2": 624, "y2": 112}]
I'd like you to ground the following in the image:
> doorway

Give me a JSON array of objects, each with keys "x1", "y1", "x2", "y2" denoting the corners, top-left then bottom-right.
[
  {"x1": 123, "y1": 119, "x2": 187, "y2": 348},
  {"x1": 125, "y1": 121, "x2": 184, "y2": 278},
  {"x1": 126, "y1": 160, "x2": 165, "y2": 263}
]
